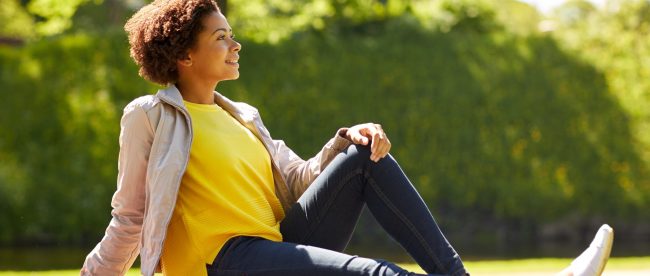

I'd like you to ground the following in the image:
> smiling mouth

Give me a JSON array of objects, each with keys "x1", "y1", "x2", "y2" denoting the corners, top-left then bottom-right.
[{"x1": 226, "y1": 59, "x2": 238, "y2": 64}]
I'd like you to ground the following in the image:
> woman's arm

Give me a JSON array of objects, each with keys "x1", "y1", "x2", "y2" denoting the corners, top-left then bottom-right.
[
  {"x1": 270, "y1": 123, "x2": 391, "y2": 199},
  {"x1": 81, "y1": 102, "x2": 154, "y2": 275},
  {"x1": 271, "y1": 128, "x2": 352, "y2": 198}
]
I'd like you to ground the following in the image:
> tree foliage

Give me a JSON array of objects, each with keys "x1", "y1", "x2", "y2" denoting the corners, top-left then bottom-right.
[
  {"x1": 551, "y1": 0, "x2": 650, "y2": 189},
  {"x1": 0, "y1": 0, "x2": 649, "y2": 250},
  {"x1": 27, "y1": 0, "x2": 92, "y2": 36},
  {"x1": 0, "y1": 0, "x2": 35, "y2": 39}
]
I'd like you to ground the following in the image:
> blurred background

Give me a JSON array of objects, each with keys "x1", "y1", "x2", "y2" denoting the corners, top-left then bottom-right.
[{"x1": 0, "y1": 0, "x2": 649, "y2": 271}]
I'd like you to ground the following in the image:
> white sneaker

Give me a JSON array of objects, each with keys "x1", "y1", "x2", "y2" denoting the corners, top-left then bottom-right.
[{"x1": 569, "y1": 224, "x2": 614, "y2": 276}]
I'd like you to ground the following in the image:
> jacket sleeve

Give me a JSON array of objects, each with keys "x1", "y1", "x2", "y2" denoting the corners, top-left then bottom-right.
[
  {"x1": 270, "y1": 127, "x2": 353, "y2": 199},
  {"x1": 81, "y1": 103, "x2": 153, "y2": 275}
]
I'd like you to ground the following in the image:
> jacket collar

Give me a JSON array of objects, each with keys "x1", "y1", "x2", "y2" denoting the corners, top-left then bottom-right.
[
  {"x1": 156, "y1": 84, "x2": 255, "y2": 123},
  {"x1": 156, "y1": 84, "x2": 185, "y2": 110}
]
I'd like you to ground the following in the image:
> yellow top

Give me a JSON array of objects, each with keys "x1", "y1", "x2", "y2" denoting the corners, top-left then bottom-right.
[{"x1": 160, "y1": 100, "x2": 284, "y2": 276}]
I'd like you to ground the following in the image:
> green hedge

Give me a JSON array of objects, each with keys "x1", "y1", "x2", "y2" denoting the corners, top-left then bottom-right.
[
  {"x1": 0, "y1": 15, "x2": 647, "y2": 247},
  {"x1": 0, "y1": 32, "x2": 156, "y2": 245}
]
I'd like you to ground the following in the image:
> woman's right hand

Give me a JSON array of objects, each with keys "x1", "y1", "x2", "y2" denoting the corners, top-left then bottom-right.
[{"x1": 344, "y1": 123, "x2": 392, "y2": 162}]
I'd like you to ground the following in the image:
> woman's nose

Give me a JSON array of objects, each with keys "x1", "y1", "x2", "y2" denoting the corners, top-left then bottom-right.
[{"x1": 232, "y1": 41, "x2": 241, "y2": 52}]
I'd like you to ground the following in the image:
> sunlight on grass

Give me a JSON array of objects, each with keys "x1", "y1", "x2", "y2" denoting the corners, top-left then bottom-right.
[
  {"x1": 399, "y1": 257, "x2": 650, "y2": 274},
  {"x1": 0, "y1": 270, "x2": 142, "y2": 276},
  {"x1": 398, "y1": 259, "x2": 568, "y2": 274},
  {"x1": 0, "y1": 257, "x2": 647, "y2": 275}
]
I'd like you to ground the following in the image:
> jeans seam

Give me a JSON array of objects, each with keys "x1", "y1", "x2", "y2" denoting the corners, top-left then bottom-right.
[
  {"x1": 299, "y1": 168, "x2": 364, "y2": 244},
  {"x1": 367, "y1": 176, "x2": 449, "y2": 274}
]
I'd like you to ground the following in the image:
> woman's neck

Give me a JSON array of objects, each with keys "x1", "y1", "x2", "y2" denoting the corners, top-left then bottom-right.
[{"x1": 176, "y1": 78, "x2": 219, "y2": 104}]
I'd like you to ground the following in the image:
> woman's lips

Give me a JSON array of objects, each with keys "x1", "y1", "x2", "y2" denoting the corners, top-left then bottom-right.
[{"x1": 226, "y1": 59, "x2": 239, "y2": 67}]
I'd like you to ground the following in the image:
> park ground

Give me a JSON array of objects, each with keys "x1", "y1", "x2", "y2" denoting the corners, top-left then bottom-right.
[{"x1": 0, "y1": 256, "x2": 647, "y2": 275}]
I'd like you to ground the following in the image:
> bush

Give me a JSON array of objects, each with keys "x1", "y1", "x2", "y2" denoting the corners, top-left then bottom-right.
[{"x1": 0, "y1": 11, "x2": 647, "y2": 247}]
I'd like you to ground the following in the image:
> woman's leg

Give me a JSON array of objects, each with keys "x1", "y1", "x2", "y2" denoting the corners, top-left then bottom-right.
[
  {"x1": 207, "y1": 236, "x2": 425, "y2": 276},
  {"x1": 280, "y1": 144, "x2": 467, "y2": 276}
]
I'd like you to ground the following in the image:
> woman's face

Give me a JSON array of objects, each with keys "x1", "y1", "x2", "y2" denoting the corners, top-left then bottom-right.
[{"x1": 186, "y1": 11, "x2": 241, "y2": 82}]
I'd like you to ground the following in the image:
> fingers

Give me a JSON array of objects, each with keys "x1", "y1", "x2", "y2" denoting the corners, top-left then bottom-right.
[
  {"x1": 350, "y1": 129, "x2": 369, "y2": 145},
  {"x1": 346, "y1": 123, "x2": 392, "y2": 162},
  {"x1": 369, "y1": 124, "x2": 391, "y2": 162},
  {"x1": 370, "y1": 129, "x2": 380, "y2": 155},
  {"x1": 370, "y1": 138, "x2": 390, "y2": 162},
  {"x1": 375, "y1": 136, "x2": 391, "y2": 158}
]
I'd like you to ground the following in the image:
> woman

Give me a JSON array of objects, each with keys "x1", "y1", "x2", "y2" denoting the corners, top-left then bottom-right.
[{"x1": 81, "y1": 0, "x2": 613, "y2": 275}]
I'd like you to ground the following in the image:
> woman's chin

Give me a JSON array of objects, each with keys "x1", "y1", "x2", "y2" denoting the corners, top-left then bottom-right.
[
  {"x1": 215, "y1": 74, "x2": 240, "y2": 83},
  {"x1": 229, "y1": 73, "x2": 240, "y2": 80}
]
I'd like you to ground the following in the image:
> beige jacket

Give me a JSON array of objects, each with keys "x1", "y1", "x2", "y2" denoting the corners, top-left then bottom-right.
[{"x1": 82, "y1": 85, "x2": 352, "y2": 276}]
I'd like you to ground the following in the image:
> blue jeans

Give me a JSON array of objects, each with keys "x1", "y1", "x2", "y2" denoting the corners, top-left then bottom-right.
[{"x1": 206, "y1": 145, "x2": 467, "y2": 276}]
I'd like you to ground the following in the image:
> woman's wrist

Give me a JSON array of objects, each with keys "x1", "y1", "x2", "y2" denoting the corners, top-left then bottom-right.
[{"x1": 337, "y1": 128, "x2": 350, "y2": 140}]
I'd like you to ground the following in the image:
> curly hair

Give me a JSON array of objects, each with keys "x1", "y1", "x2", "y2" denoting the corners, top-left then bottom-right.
[{"x1": 124, "y1": 0, "x2": 220, "y2": 85}]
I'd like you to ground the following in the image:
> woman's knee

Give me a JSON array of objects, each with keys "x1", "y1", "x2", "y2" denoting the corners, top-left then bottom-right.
[
  {"x1": 341, "y1": 144, "x2": 400, "y2": 168},
  {"x1": 341, "y1": 144, "x2": 373, "y2": 165}
]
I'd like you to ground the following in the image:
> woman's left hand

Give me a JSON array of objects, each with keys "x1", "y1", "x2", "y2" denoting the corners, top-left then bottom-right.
[{"x1": 343, "y1": 123, "x2": 392, "y2": 162}]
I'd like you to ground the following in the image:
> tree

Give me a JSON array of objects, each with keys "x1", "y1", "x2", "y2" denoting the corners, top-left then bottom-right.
[
  {"x1": 549, "y1": 0, "x2": 597, "y2": 27},
  {"x1": 27, "y1": 0, "x2": 92, "y2": 36},
  {"x1": 0, "y1": 0, "x2": 35, "y2": 43}
]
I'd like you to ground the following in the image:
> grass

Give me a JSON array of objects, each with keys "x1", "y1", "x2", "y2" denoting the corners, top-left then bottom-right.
[
  {"x1": 0, "y1": 257, "x2": 647, "y2": 275},
  {"x1": 406, "y1": 257, "x2": 650, "y2": 274}
]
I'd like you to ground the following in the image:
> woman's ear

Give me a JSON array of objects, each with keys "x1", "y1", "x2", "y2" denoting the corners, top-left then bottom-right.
[{"x1": 177, "y1": 52, "x2": 193, "y2": 67}]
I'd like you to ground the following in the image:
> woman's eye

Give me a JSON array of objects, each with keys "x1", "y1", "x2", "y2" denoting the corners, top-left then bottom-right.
[{"x1": 217, "y1": 34, "x2": 235, "y2": 40}]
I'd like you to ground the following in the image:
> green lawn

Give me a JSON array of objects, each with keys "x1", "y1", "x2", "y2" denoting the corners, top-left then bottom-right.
[{"x1": 1, "y1": 257, "x2": 648, "y2": 275}]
